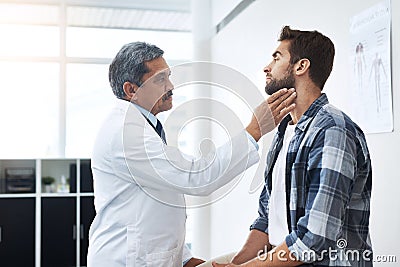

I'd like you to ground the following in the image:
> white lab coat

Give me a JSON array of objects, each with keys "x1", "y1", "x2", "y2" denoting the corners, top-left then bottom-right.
[{"x1": 87, "y1": 99, "x2": 259, "y2": 267}]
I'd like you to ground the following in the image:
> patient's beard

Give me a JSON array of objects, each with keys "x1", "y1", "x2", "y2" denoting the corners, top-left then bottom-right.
[{"x1": 265, "y1": 68, "x2": 295, "y2": 95}]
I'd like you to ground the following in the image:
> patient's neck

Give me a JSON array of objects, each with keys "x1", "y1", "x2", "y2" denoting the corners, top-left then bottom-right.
[{"x1": 290, "y1": 81, "x2": 321, "y2": 124}]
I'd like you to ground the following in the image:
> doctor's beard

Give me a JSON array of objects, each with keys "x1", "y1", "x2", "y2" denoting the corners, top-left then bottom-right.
[{"x1": 265, "y1": 68, "x2": 295, "y2": 95}]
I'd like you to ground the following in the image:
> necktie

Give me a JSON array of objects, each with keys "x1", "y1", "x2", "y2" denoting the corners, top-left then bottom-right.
[
  {"x1": 155, "y1": 119, "x2": 167, "y2": 144},
  {"x1": 142, "y1": 115, "x2": 167, "y2": 144}
]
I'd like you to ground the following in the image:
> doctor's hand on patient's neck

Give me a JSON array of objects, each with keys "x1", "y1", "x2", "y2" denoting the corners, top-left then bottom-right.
[{"x1": 246, "y1": 88, "x2": 296, "y2": 142}]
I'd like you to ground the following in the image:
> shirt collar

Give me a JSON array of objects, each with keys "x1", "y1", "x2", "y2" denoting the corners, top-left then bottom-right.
[
  {"x1": 296, "y1": 93, "x2": 329, "y2": 132},
  {"x1": 132, "y1": 103, "x2": 157, "y2": 127},
  {"x1": 278, "y1": 93, "x2": 329, "y2": 135}
]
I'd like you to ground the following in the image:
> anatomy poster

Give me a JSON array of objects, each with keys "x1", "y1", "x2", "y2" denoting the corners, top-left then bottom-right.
[{"x1": 349, "y1": 0, "x2": 393, "y2": 133}]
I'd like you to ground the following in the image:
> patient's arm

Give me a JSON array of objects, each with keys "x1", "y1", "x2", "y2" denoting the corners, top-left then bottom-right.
[
  {"x1": 213, "y1": 240, "x2": 302, "y2": 267},
  {"x1": 184, "y1": 257, "x2": 206, "y2": 267},
  {"x1": 231, "y1": 230, "x2": 271, "y2": 264}
]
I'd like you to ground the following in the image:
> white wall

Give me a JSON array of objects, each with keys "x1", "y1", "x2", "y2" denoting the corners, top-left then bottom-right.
[
  {"x1": 211, "y1": 0, "x2": 244, "y2": 25},
  {"x1": 207, "y1": 0, "x2": 400, "y2": 264}
]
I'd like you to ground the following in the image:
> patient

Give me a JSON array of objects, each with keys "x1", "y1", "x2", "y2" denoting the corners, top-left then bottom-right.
[{"x1": 201, "y1": 25, "x2": 373, "y2": 267}]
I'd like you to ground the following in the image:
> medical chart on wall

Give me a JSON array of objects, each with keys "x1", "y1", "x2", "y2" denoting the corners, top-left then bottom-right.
[{"x1": 349, "y1": 0, "x2": 393, "y2": 134}]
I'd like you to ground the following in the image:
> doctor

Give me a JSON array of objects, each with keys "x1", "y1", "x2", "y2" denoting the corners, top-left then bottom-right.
[{"x1": 87, "y1": 42, "x2": 296, "y2": 267}]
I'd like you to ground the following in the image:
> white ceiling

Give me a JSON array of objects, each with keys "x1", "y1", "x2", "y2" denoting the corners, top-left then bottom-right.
[
  {"x1": 68, "y1": 5, "x2": 191, "y2": 31},
  {"x1": 4, "y1": 0, "x2": 191, "y2": 12},
  {"x1": 0, "y1": 0, "x2": 192, "y2": 31}
]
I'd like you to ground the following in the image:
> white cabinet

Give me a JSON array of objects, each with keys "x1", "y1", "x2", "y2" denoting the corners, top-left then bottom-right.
[{"x1": 0, "y1": 159, "x2": 95, "y2": 267}]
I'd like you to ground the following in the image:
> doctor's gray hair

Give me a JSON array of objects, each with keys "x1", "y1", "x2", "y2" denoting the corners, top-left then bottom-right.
[{"x1": 109, "y1": 42, "x2": 164, "y2": 99}]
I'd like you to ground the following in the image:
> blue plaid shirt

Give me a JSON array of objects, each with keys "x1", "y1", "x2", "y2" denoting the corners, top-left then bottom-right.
[{"x1": 250, "y1": 94, "x2": 373, "y2": 266}]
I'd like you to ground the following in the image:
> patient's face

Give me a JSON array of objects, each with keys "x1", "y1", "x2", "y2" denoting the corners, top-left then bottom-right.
[{"x1": 264, "y1": 40, "x2": 296, "y2": 95}]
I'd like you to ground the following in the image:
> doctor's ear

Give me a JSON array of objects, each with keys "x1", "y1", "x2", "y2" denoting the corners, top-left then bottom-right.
[
  {"x1": 123, "y1": 82, "x2": 139, "y2": 101},
  {"x1": 295, "y1": 59, "x2": 310, "y2": 75}
]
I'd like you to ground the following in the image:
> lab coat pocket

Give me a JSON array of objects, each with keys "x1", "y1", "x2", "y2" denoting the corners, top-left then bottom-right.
[
  {"x1": 126, "y1": 225, "x2": 139, "y2": 266},
  {"x1": 145, "y1": 246, "x2": 178, "y2": 267}
]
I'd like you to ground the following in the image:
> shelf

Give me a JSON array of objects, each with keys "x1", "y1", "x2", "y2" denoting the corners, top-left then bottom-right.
[
  {"x1": 0, "y1": 158, "x2": 93, "y2": 195},
  {"x1": 41, "y1": 193, "x2": 78, "y2": 197},
  {"x1": 0, "y1": 159, "x2": 36, "y2": 194},
  {"x1": 0, "y1": 193, "x2": 36, "y2": 198}
]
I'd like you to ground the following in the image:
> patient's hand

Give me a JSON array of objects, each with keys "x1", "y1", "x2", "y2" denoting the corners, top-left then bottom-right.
[
  {"x1": 184, "y1": 257, "x2": 206, "y2": 267},
  {"x1": 212, "y1": 262, "x2": 240, "y2": 267}
]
